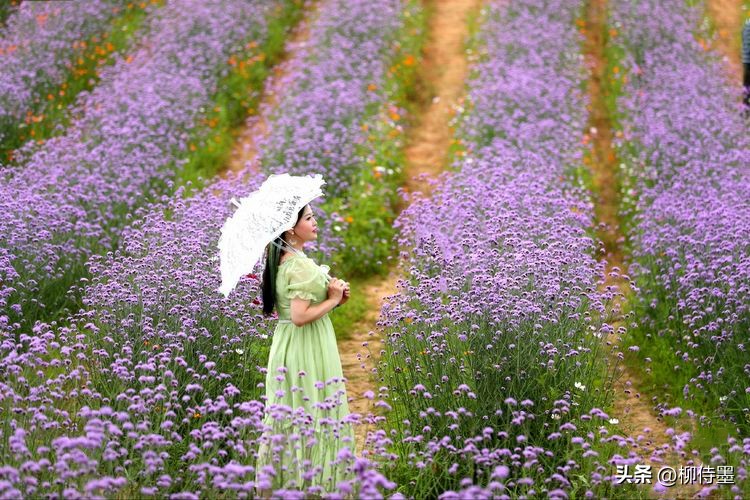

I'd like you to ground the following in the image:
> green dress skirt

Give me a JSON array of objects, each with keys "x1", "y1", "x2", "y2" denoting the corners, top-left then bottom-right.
[{"x1": 254, "y1": 251, "x2": 355, "y2": 492}]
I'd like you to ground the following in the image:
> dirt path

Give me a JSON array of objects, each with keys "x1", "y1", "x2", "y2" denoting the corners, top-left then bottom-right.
[
  {"x1": 338, "y1": 0, "x2": 481, "y2": 455},
  {"x1": 706, "y1": 0, "x2": 743, "y2": 81},
  {"x1": 583, "y1": 1, "x2": 700, "y2": 496}
]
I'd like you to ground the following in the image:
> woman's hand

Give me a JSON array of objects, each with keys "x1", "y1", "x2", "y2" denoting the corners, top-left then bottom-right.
[
  {"x1": 339, "y1": 281, "x2": 350, "y2": 306},
  {"x1": 327, "y1": 278, "x2": 346, "y2": 303}
]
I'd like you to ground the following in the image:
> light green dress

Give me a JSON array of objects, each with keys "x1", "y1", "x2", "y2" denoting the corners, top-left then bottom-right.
[{"x1": 254, "y1": 251, "x2": 355, "y2": 492}]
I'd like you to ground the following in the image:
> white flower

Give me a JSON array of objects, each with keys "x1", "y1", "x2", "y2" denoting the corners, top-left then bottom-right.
[
  {"x1": 333, "y1": 225, "x2": 342, "y2": 232},
  {"x1": 609, "y1": 418, "x2": 619, "y2": 425},
  {"x1": 574, "y1": 381, "x2": 586, "y2": 391},
  {"x1": 235, "y1": 348, "x2": 244, "y2": 355},
  {"x1": 551, "y1": 413, "x2": 561, "y2": 420}
]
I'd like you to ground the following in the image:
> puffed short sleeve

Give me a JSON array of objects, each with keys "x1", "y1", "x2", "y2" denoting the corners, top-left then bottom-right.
[{"x1": 284, "y1": 258, "x2": 321, "y2": 302}]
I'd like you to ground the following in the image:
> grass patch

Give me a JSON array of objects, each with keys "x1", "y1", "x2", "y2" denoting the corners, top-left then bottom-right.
[
  {"x1": 328, "y1": 273, "x2": 385, "y2": 343},
  {"x1": 0, "y1": 0, "x2": 19, "y2": 26}
]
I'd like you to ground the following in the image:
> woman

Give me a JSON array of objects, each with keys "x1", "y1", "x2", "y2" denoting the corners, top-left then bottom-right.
[{"x1": 254, "y1": 203, "x2": 355, "y2": 495}]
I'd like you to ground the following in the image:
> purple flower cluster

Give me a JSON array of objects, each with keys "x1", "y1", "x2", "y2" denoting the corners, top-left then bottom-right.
[
  {"x1": 0, "y1": 0, "x2": 130, "y2": 139},
  {"x1": 610, "y1": 0, "x2": 750, "y2": 425},
  {"x1": 374, "y1": 0, "x2": 635, "y2": 496},
  {"x1": 0, "y1": 0, "x2": 277, "y2": 333}
]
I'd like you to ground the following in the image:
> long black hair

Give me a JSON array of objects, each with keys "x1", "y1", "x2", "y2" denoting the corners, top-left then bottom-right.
[{"x1": 261, "y1": 206, "x2": 306, "y2": 316}]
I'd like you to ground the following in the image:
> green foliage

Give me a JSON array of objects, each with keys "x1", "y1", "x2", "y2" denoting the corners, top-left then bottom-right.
[{"x1": 0, "y1": 0, "x2": 19, "y2": 27}]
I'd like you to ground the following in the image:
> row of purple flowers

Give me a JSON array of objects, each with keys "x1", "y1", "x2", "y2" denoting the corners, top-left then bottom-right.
[
  {"x1": 611, "y1": 0, "x2": 750, "y2": 435},
  {"x1": 372, "y1": 0, "x2": 640, "y2": 497},
  {"x1": 250, "y1": 0, "x2": 419, "y2": 276}
]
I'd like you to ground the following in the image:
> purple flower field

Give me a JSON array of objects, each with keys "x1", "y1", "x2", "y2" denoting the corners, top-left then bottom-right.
[
  {"x1": 250, "y1": 0, "x2": 422, "y2": 275},
  {"x1": 1, "y1": 0, "x2": 750, "y2": 497}
]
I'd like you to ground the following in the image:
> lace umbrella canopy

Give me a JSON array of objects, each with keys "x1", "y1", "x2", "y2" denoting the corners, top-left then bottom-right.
[{"x1": 217, "y1": 173, "x2": 326, "y2": 298}]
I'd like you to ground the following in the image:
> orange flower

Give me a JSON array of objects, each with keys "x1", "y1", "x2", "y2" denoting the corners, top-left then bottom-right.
[
  {"x1": 389, "y1": 111, "x2": 400, "y2": 121},
  {"x1": 403, "y1": 55, "x2": 415, "y2": 66},
  {"x1": 367, "y1": 83, "x2": 377, "y2": 92},
  {"x1": 345, "y1": 216, "x2": 354, "y2": 223}
]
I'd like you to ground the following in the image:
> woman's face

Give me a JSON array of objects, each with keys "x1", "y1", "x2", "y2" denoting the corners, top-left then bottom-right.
[{"x1": 293, "y1": 205, "x2": 318, "y2": 243}]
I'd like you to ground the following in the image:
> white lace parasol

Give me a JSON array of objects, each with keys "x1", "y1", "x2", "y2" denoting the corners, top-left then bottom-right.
[{"x1": 217, "y1": 173, "x2": 326, "y2": 298}]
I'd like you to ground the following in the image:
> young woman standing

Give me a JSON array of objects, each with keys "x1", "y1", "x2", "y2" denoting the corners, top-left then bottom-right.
[{"x1": 254, "y1": 203, "x2": 355, "y2": 495}]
